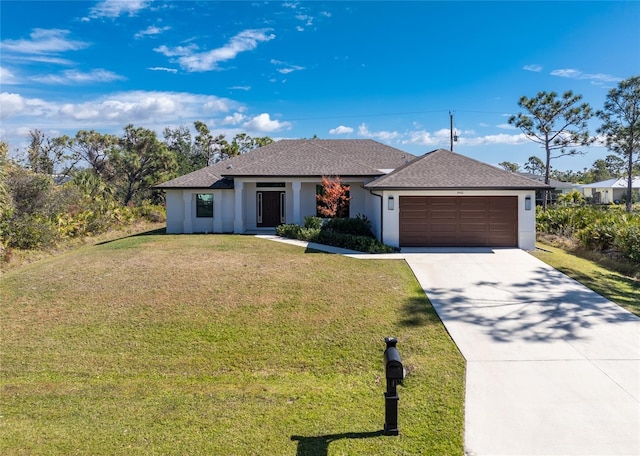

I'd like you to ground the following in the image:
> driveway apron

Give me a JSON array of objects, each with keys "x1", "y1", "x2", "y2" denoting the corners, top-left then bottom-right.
[{"x1": 403, "y1": 248, "x2": 640, "y2": 456}]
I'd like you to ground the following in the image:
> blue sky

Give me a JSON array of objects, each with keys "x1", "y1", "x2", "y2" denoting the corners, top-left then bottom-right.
[{"x1": 1, "y1": 1, "x2": 639, "y2": 172}]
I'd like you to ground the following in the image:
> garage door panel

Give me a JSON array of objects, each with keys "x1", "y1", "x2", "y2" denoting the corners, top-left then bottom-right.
[
  {"x1": 400, "y1": 196, "x2": 517, "y2": 247},
  {"x1": 460, "y1": 223, "x2": 489, "y2": 232},
  {"x1": 460, "y1": 210, "x2": 489, "y2": 219},
  {"x1": 431, "y1": 210, "x2": 457, "y2": 219},
  {"x1": 430, "y1": 223, "x2": 459, "y2": 232},
  {"x1": 430, "y1": 197, "x2": 457, "y2": 205}
]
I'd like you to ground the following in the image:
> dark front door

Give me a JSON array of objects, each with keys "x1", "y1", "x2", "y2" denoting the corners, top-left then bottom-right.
[{"x1": 257, "y1": 191, "x2": 285, "y2": 227}]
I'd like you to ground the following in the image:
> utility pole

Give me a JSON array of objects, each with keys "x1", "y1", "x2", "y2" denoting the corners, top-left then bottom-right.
[
  {"x1": 449, "y1": 111, "x2": 458, "y2": 151},
  {"x1": 449, "y1": 111, "x2": 454, "y2": 151}
]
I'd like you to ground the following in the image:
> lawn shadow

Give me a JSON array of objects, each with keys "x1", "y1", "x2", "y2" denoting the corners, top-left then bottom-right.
[
  {"x1": 291, "y1": 430, "x2": 385, "y2": 456},
  {"x1": 94, "y1": 227, "x2": 166, "y2": 246},
  {"x1": 400, "y1": 295, "x2": 442, "y2": 327}
]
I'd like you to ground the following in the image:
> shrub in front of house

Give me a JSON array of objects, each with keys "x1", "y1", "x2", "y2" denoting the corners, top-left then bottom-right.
[
  {"x1": 275, "y1": 223, "x2": 302, "y2": 239},
  {"x1": 323, "y1": 215, "x2": 373, "y2": 237},
  {"x1": 276, "y1": 216, "x2": 394, "y2": 253},
  {"x1": 303, "y1": 216, "x2": 323, "y2": 230},
  {"x1": 315, "y1": 230, "x2": 394, "y2": 253}
]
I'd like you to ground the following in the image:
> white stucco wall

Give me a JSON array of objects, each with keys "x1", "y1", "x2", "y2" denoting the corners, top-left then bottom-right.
[
  {"x1": 164, "y1": 189, "x2": 235, "y2": 234},
  {"x1": 379, "y1": 189, "x2": 537, "y2": 250}
]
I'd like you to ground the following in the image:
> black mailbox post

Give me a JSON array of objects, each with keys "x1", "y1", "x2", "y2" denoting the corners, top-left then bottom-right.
[{"x1": 383, "y1": 337, "x2": 404, "y2": 436}]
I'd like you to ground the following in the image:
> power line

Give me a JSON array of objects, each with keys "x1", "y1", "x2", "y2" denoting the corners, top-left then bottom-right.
[{"x1": 285, "y1": 109, "x2": 508, "y2": 122}]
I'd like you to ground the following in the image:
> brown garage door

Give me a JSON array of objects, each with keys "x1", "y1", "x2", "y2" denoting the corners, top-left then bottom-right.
[{"x1": 400, "y1": 196, "x2": 518, "y2": 247}]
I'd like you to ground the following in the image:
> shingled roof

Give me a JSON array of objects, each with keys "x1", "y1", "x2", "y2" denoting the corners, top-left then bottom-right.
[
  {"x1": 156, "y1": 139, "x2": 414, "y2": 188},
  {"x1": 365, "y1": 149, "x2": 552, "y2": 190},
  {"x1": 219, "y1": 139, "x2": 412, "y2": 177},
  {"x1": 155, "y1": 160, "x2": 233, "y2": 189}
]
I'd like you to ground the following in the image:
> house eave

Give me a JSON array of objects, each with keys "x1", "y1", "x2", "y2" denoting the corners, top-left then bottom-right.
[
  {"x1": 221, "y1": 173, "x2": 384, "y2": 179},
  {"x1": 363, "y1": 185, "x2": 553, "y2": 191}
]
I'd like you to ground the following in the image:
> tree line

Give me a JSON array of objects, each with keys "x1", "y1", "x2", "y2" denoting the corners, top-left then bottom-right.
[
  {"x1": 500, "y1": 75, "x2": 639, "y2": 211},
  {"x1": 1, "y1": 75, "x2": 638, "y2": 256},
  {"x1": 0, "y1": 122, "x2": 272, "y2": 254}
]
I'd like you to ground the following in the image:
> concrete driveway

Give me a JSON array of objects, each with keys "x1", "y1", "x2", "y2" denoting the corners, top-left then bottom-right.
[{"x1": 403, "y1": 248, "x2": 640, "y2": 456}]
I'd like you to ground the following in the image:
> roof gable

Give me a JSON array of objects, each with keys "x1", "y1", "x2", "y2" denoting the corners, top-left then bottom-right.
[{"x1": 365, "y1": 149, "x2": 551, "y2": 190}]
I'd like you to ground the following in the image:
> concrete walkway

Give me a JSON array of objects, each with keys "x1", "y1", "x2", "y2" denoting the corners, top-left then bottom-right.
[
  {"x1": 259, "y1": 236, "x2": 640, "y2": 454},
  {"x1": 403, "y1": 248, "x2": 639, "y2": 456}
]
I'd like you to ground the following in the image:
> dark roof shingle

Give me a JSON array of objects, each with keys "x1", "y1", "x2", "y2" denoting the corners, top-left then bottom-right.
[
  {"x1": 156, "y1": 139, "x2": 413, "y2": 188},
  {"x1": 365, "y1": 149, "x2": 552, "y2": 190},
  {"x1": 154, "y1": 161, "x2": 233, "y2": 189},
  {"x1": 220, "y1": 139, "x2": 413, "y2": 177}
]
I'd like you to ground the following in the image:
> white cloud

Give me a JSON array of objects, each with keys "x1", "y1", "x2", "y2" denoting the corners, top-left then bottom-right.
[
  {"x1": 0, "y1": 29, "x2": 89, "y2": 55},
  {"x1": 222, "y1": 112, "x2": 246, "y2": 125},
  {"x1": 154, "y1": 43, "x2": 198, "y2": 57},
  {"x1": 135, "y1": 25, "x2": 171, "y2": 39},
  {"x1": 404, "y1": 128, "x2": 450, "y2": 146},
  {"x1": 0, "y1": 92, "x2": 54, "y2": 120},
  {"x1": 497, "y1": 123, "x2": 516, "y2": 130},
  {"x1": 242, "y1": 113, "x2": 291, "y2": 132},
  {"x1": 329, "y1": 125, "x2": 354, "y2": 135},
  {"x1": 296, "y1": 14, "x2": 314, "y2": 26},
  {"x1": 148, "y1": 67, "x2": 178, "y2": 74},
  {"x1": 271, "y1": 59, "x2": 305, "y2": 74},
  {"x1": 357, "y1": 123, "x2": 399, "y2": 141},
  {"x1": 523, "y1": 64, "x2": 542, "y2": 72},
  {"x1": 296, "y1": 26, "x2": 304, "y2": 32},
  {"x1": 32, "y1": 69, "x2": 125, "y2": 85},
  {"x1": 0, "y1": 90, "x2": 236, "y2": 125},
  {"x1": 0, "y1": 93, "x2": 26, "y2": 119},
  {"x1": 0, "y1": 67, "x2": 19, "y2": 85},
  {"x1": 550, "y1": 68, "x2": 622, "y2": 83},
  {"x1": 87, "y1": 0, "x2": 150, "y2": 19},
  {"x1": 459, "y1": 133, "x2": 529, "y2": 146},
  {"x1": 156, "y1": 29, "x2": 275, "y2": 72},
  {"x1": 228, "y1": 85, "x2": 251, "y2": 91}
]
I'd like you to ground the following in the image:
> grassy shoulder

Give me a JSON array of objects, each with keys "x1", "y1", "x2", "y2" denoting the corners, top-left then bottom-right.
[
  {"x1": 0, "y1": 233, "x2": 464, "y2": 455},
  {"x1": 532, "y1": 241, "x2": 640, "y2": 316}
]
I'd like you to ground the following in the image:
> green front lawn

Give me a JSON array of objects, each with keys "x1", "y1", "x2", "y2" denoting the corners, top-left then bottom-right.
[{"x1": 0, "y1": 234, "x2": 464, "y2": 455}]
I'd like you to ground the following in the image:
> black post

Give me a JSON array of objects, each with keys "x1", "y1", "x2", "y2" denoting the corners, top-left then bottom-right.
[{"x1": 383, "y1": 337, "x2": 402, "y2": 436}]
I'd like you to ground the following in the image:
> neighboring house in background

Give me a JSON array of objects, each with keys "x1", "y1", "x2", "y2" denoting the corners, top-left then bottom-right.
[
  {"x1": 517, "y1": 172, "x2": 578, "y2": 204},
  {"x1": 156, "y1": 139, "x2": 549, "y2": 250},
  {"x1": 580, "y1": 177, "x2": 640, "y2": 203}
]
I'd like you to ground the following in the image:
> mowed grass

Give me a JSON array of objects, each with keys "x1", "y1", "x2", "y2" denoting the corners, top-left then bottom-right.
[
  {"x1": 532, "y1": 242, "x2": 640, "y2": 316},
  {"x1": 0, "y1": 233, "x2": 464, "y2": 455}
]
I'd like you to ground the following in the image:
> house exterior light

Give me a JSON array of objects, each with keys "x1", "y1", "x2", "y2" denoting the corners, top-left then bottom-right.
[
  {"x1": 525, "y1": 195, "x2": 532, "y2": 211},
  {"x1": 388, "y1": 195, "x2": 395, "y2": 210}
]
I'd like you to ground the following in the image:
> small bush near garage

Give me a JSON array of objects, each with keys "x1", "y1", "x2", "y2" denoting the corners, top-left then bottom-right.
[
  {"x1": 276, "y1": 216, "x2": 395, "y2": 253},
  {"x1": 324, "y1": 215, "x2": 374, "y2": 237}
]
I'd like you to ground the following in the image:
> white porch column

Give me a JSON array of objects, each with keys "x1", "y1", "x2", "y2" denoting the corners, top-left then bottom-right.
[
  {"x1": 213, "y1": 192, "x2": 223, "y2": 233},
  {"x1": 292, "y1": 180, "x2": 302, "y2": 225},
  {"x1": 234, "y1": 181, "x2": 244, "y2": 233},
  {"x1": 182, "y1": 191, "x2": 193, "y2": 234}
]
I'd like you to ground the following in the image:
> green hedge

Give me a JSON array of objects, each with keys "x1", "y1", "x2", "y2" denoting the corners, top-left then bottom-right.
[{"x1": 276, "y1": 216, "x2": 395, "y2": 254}]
